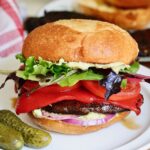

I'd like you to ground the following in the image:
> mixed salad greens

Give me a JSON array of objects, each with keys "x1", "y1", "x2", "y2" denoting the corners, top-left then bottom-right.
[
  {"x1": 14, "y1": 54, "x2": 141, "y2": 99},
  {"x1": 16, "y1": 54, "x2": 139, "y2": 85}
]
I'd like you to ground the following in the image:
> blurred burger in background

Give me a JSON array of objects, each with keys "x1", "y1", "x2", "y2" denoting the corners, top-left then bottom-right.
[
  {"x1": 104, "y1": 0, "x2": 150, "y2": 8},
  {"x1": 76, "y1": 0, "x2": 150, "y2": 30}
]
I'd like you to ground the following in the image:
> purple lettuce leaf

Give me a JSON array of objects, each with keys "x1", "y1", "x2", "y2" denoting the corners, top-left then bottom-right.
[
  {"x1": 99, "y1": 71, "x2": 122, "y2": 100},
  {"x1": 0, "y1": 72, "x2": 25, "y2": 93},
  {"x1": 125, "y1": 73, "x2": 150, "y2": 83}
]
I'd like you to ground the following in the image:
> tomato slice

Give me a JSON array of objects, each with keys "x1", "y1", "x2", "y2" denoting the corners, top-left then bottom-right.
[
  {"x1": 110, "y1": 80, "x2": 140, "y2": 101},
  {"x1": 82, "y1": 81, "x2": 105, "y2": 98},
  {"x1": 82, "y1": 79, "x2": 140, "y2": 101},
  {"x1": 23, "y1": 80, "x2": 81, "y2": 92},
  {"x1": 23, "y1": 81, "x2": 39, "y2": 91}
]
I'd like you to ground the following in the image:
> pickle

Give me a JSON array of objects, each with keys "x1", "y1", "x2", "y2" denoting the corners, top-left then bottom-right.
[
  {"x1": 0, "y1": 122, "x2": 24, "y2": 150},
  {"x1": 0, "y1": 110, "x2": 51, "y2": 148}
]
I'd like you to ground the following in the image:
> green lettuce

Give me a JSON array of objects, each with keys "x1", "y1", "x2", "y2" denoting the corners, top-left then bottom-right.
[
  {"x1": 121, "y1": 61, "x2": 140, "y2": 74},
  {"x1": 16, "y1": 54, "x2": 140, "y2": 87},
  {"x1": 16, "y1": 54, "x2": 104, "y2": 86},
  {"x1": 121, "y1": 79, "x2": 127, "y2": 89},
  {"x1": 59, "y1": 70, "x2": 104, "y2": 87},
  {"x1": 16, "y1": 54, "x2": 71, "y2": 79},
  {"x1": 16, "y1": 54, "x2": 26, "y2": 63}
]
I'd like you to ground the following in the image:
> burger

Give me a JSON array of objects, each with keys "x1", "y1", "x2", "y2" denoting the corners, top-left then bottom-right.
[
  {"x1": 0, "y1": 19, "x2": 145, "y2": 134},
  {"x1": 103, "y1": 0, "x2": 150, "y2": 8},
  {"x1": 76, "y1": 0, "x2": 150, "y2": 30}
]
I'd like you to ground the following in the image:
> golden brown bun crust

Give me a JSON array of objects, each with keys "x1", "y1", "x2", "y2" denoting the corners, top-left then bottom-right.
[
  {"x1": 76, "y1": 0, "x2": 150, "y2": 30},
  {"x1": 29, "y1": 111, "x2": 130, "y2": 134},
  {"x1": 23, "y1": 19, "x2": 139, "y2": 64},
  {"x1": 103, "y1": 0, "x2": 150, "y2": 8}
]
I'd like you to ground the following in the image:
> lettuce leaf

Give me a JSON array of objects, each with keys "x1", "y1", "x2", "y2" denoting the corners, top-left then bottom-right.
[
  {"x1": 121, "y1": 61, "x2": 140, "y2": 74},
  {"x1": 100, "y1": 71, "x2": 122, "y2": 99},
  {"x1": 16, "y1": 54, "x2": 71, "y2": 79},
  {"x1": 15, "y1": 54, "x2": 139, "y2": 88},
  {"x1": 121, "y1": 79, "x2": 127, "y2": 89},
  {"x1": 16, "y1": 55, "x2": 104, "y2": 86},
  {"x1": 59, "y1": 70, "x2": 104, "y2": 87},
  {"x1": 16, "y1": 54, "x2": 26, "y2": 63}
]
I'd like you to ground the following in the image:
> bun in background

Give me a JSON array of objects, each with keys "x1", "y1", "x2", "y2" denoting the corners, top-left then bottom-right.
[
  {"x1": 76, "y1": 0, "x2": 150, "y2": 30},
  {"x1": 103, "y1": 0, "x2": 150, "y2": 8}
]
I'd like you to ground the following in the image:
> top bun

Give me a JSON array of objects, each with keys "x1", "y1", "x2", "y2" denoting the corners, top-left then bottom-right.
[
  {"x1": 23, "y1": 19, "x2": 139, "y2": 64},
  {"x1": 103, "y1": 0, "x2": 150, "y2": 8}
]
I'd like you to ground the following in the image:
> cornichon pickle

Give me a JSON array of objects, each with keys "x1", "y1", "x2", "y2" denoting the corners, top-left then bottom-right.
[
  {"x1": 0, "y1": 110, "x2": 51, "y2": 148},
  {"x1": 0, "y1": 122, "x2": 24, "y2": 150}
]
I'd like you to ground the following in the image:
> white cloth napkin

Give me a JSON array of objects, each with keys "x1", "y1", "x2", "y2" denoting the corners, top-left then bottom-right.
[{"x1": 0, "y1": 0, "x2": 24, "y2": 57}]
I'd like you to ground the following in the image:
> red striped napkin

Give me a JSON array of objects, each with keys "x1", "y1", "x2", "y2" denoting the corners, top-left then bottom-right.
[{"x1": 0, "y1": 0, "x2": 24, "y2": 57}]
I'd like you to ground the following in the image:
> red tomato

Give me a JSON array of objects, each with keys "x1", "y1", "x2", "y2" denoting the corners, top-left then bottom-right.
[
  {"x1": 82, "y1": 80, "x2": 140, "y2": 101},
  {"x1": 23, "y1": 80, "x2": 81, "y2": 92},
  {"x1": 82, "y1": 81, "x2": 105, "y2": 98},
  {"x1": 110, "y1": 80, "x2": 140, "y2": 101},
  {"x1": 23, "y1": 81, "x2": 39, "y2": 91}
]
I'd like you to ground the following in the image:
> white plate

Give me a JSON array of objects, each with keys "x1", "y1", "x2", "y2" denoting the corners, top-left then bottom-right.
[
  {"x1": 0, "y1": 55, "x2": 150, "y2": 150},
  {"x1": 1, "y1": 1, "x2": 150, "y2": 149}
]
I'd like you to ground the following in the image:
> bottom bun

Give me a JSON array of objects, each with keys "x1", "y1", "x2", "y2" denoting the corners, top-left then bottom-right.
[{"x1": 29, "y1": 111, "x2": 130, "y2": 134}]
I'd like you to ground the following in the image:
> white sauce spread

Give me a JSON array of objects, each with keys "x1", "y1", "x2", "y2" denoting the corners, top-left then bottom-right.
[{"x1": 58, "y1": 58, "x2": 129, "y2": 73}]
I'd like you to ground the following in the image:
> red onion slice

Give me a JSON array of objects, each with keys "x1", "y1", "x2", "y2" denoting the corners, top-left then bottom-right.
[
  {"x1": 63, "y1": 114, "x2": 115, "y2": 126},
  {"x1": 41, "y1": 110, "x2": 115, "y2": 126},
  {"x1": 42, "y1": 110, "x2": 78, "y2": 120},
  {"x1": 126, "y1": 74, "x2": 150, "y2": 83},
  {"x1": 130, "y1": 74, "x2": 150, "y2": 80}
]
